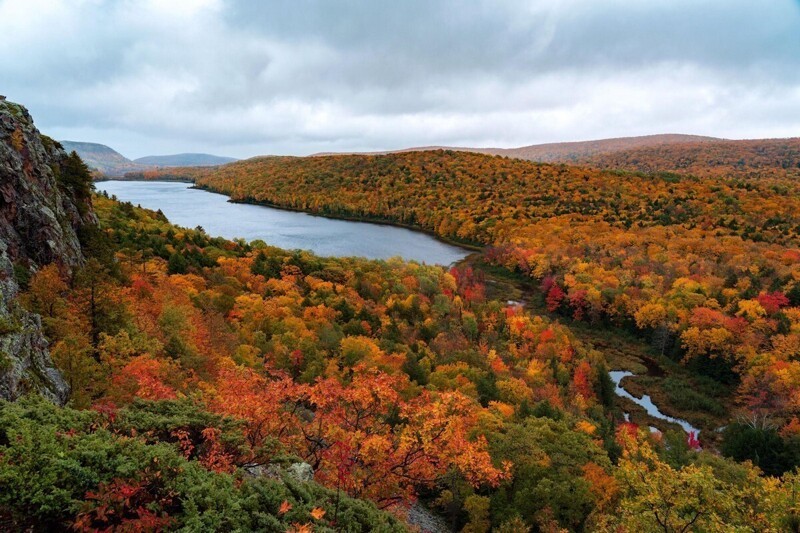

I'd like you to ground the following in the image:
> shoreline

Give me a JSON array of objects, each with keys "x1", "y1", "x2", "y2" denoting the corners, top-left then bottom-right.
[
  {"x1": 95, "y1": 178, "x2": 484, "y2": 257},
  {"x1": 190, "y1": 183, "x2": 487, "y2": 253}
]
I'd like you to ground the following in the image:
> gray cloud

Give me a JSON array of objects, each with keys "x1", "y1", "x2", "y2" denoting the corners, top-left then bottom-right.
[{"x1": 1, "y1": 0, "x2": 798, "y2": 158}]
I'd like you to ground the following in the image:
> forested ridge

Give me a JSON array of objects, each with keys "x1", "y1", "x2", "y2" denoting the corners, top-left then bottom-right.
[
  {"x1": 572, "y1": 137, "x2": 800, "y2": 178},
  {"x1": 152, "y1": 149, "x2": 800, "y2": 245}
]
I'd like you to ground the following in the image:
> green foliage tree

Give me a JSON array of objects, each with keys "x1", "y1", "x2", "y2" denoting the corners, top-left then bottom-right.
[
  {"x1": 489, "y1": 417, "x2": 610, "y2": 531},
  {"x1": 721, "y1": 422, "x2": 800, "y2": 476},
  {"x1": 58, "y1": 151, "x2": 94, "y2": 204},
  {"x1": 168, "y1": 252, "x2": 189, "y2": 275}
]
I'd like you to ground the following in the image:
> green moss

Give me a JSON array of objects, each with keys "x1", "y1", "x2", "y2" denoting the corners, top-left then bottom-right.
[
  {"x1": 13, "y1": 263, "x2": 31, "y2": 290},
  {"x1": 0, "y1": 316, "x2": 19, "y2": 336}
]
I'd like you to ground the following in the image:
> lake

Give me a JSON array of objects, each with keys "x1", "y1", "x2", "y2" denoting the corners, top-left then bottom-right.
[{"x1": 96, "y1": 180, "x2": 471, "y2": 265}]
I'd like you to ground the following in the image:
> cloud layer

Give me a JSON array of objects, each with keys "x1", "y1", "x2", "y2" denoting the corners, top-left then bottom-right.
[{"x1": 2, "y1": 0, "x2": 798, "y2": 158}]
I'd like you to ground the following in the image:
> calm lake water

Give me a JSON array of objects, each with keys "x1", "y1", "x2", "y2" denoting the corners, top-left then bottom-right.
[{"x1": 96, "y1": 181, "x2": 471, "y2": 265}]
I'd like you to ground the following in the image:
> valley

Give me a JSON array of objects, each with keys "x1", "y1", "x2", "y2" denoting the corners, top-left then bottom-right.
[
  {"x1": 3, "y1": 102, "x2": 800, "y2": 531},
  {"x1": 99, "y1": 178, "x2": 715, "y2": 443},
  {"x1": 136, "y1": 149, "x2": 800, "y2": 446}
]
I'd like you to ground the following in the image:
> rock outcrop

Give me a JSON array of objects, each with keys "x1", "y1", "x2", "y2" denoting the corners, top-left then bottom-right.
[{"x1": 0, "y1": 99, "x2": 95, "y2": 404}]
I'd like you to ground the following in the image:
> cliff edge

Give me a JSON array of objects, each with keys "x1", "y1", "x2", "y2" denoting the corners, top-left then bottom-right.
[{"x1": 0, "y1": 99, "x2": 95, "y2": 403}]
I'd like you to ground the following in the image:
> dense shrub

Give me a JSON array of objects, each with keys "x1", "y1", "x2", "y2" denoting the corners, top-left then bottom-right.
[
  {"x1": 0, "y1": 396, "x2": 405, "y2": 532},
  {"x1": 721, "y1": 422, "x2": 800, "y2": 476}
]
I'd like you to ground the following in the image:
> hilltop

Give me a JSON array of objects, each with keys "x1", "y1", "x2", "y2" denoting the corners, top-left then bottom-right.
[
  {"x1": 310, "y1": 134, "x2": 800, "y2": 178},
  {"x1": 60, "y1": 140, "x2": 148, "y2": 177},
  {"x1": 133, "y1": 153, "x2": 237, "y2": 167},
  {"x1": 61, "y1": 141, "x2": 236, "y2": 176},
  {"x1": 479, "y1": 133, "x2": 721, "y2": 162},
  {"x1": 312, "y1": 133, "x2": 720, "y2": 162},
  {"x1": 563, "y1": 136, "x2": 800, "y2": 177}
]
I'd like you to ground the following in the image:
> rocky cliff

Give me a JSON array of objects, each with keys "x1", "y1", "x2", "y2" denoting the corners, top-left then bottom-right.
[{"x1": 0, "y1": 98, "x2": 95, "y2": 404}]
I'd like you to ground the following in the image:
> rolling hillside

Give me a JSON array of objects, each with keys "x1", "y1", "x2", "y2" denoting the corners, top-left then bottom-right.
[
  {"x1": 566, "y1": 137, "x2": 800, "y2": 177},
  {"x1": 482, "y1": 134, "x2": 720, "y2": 162},
  {"x1": 311, "y1": 134, "x2": 800, "y2": 178},
  {"x1": 312, "y1": 134, "x2": 720, "y2": 162},
  {"x1": 60, "y1": 140, "x2": 148, "y2": 177},
  {"x1": 61, "y1": 142, "x2": 237, "y2": 177},
  {"x1": 133, "y1": 153, "x2": 237, "y2": 167},
  {"x1": 182, "y1": 149, "x2": 800, "y2": 449}
]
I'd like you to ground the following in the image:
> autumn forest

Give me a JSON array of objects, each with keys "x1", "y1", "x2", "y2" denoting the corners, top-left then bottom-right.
[
  {"x1": 6, "y1": 0, "x2": 800, "y2": 530},
  {"x1": 0, "y1": 118, "x2": 796, "y2": 533}
]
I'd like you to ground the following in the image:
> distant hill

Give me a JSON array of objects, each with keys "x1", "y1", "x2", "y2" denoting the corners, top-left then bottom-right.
[
  {"x1": 480, "y1": 134, "x2": 721, "y2": 162},
  {"x1": 311, "y1": 134, "x2": 721, "y2": 162},
  {"x1": 460, "y1": 134, "x2": 800, "y2": 177},
  {"x1": 60, "y1": 143, "x2": 236, "y2": 177},
  {"x1": 60, "y1": 141, "x2": 149, "y2": 177},
  {"x1": 186, "y1": 147, "x2": 800, "y2": 251},
  {"x1": 566, "y1": 137, "x2": 800, "y2": 177},
  {"x1": 133, "y1": 153, "x2": 237, "y2": 167},
  {"x1": 309, "y1": 134, "x2": 800, "y2": 177}
]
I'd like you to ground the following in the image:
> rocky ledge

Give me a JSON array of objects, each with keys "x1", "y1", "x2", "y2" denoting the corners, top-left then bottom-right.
[{"x1": 0, "y1": 99, "x2": 95, "y2": 403}]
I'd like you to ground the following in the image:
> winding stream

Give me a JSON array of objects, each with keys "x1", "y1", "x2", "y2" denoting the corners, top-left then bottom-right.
[{"x1": 609, "y1": 370, "x2": 701, "y2": 436}]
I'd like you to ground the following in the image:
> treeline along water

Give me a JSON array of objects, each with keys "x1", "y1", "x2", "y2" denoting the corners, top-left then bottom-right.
[{"x1": 96, "y1": 181, "x2": 470, "y2": 265}]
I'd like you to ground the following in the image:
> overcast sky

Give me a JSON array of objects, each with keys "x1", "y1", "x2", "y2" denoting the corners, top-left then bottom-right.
[{"x1": 1, "y1": 0, "x2": 799, "y2": 159}]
